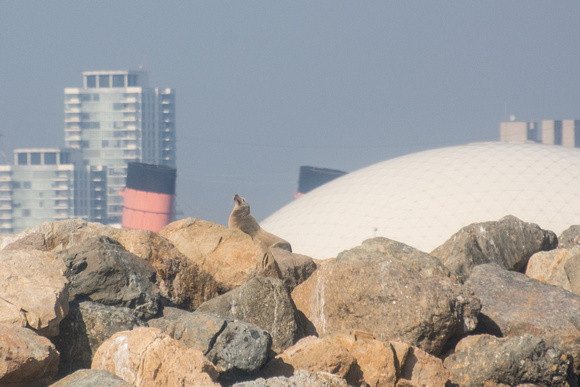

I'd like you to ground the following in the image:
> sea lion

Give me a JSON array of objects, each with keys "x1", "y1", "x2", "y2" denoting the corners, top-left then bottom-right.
[{"x1": 228, "y1": 194, "x2": 292, "y2": 252}]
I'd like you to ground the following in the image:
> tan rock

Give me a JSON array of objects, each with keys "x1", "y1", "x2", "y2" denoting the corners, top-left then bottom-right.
[
  {"x1": 397, "y1": 345, "x2": 449, "y2": 387},
  {"x1": 108, "y1": 228, "x2": 220, "y2": 310},
  {"x1": 159, "y1": 218, "x2": 281, "y2": 292},
  {"x1": 333, "y1": 333, "x2": 398, "y2": 387},
  {"x1": 291, "y1": 257, "x2": 480, "y2": 355},
  {"x1": 0, "y1": 249, "x2": 68, "y2": 336},
  {"x1": 2, "y1": 219, "x2": 108, "y2": 252},
  {"x1": 525, "y1": 246, "x2": 580, "y2": 293},
  {"x1": 260, "y1": 335, "x2": 362, "y2": 386},
  {"x1": 91, "y1": 327, "x2": 219, "y2": 387},
  {"x1": 0, "y1": 324, "x2": 59, "y2": 385}
]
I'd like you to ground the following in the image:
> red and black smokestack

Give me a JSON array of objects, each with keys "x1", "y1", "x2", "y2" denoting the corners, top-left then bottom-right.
[{"x1": 120, "y1": 162, "x2": 177, "y2": 232}]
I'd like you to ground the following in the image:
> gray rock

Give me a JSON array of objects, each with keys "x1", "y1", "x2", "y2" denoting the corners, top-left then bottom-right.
[
  {"x1": 197, "y1": 276, "x2": 303, "y2": 353},
  {"x1": 55, "y1": 301, "x2": 147, "y2": 376},
  {"x1": 466, "y1": 263, "x2": 580, "y2": 374},
  {"x1": 233, "y1": 369, "x2": 348, "y2": 387},
  {"x1": 431, "y1": 215, "x2": 557, "y2": 281},
  {"x1": 57, "y1": 236, "x2": 162, "y2": 319},
  {"x1": 559, "y1": 225, "x2": 580, "y2": 248},
  {"x1": 444, "y1": 334, "x2": 573, "y2": 387},
  {"x1": 337, "y1": 237, "x2": 452, "y2": 279},
  {"x1": 207, "y1": 320, "x2": 272, "y2": 382},
  {"x1": 49, "y1": 369, "x2": 134, "y2": 387},
  {"x1": 148, "y1": 309, "x2": 272, "y2": 382},
  {"x1": 565, "y1": 254, "x2": 580, "y2": 295},
  {"x1": 269, "y1": 247, "x2": 317, "y2": 292},
  {"x1": 292, "y1": 256, "x2": 481, "y2": 356}
]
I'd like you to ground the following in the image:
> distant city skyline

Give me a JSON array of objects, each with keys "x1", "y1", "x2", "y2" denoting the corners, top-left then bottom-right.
[{"x1": 2, "y1": 2, "x2": 580, "y2": 225}]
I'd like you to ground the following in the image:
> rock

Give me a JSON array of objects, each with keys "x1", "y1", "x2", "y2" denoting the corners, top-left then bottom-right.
[
  {"x1": 443, "y1": 334, "x2": 572, "y2": 386},
  {"x1": 525, "y1": 246, "x2": 580, "y2": 294},
  {"x1": 207, "y1": 318, "x2": 272, "y2": 382},
  {"x1": 331, "y1": 333, "x2": 398, "y2": 387},
  {"x1": 50, "y1": 369, "x2": 134, "y2": 387},
  {"x1": 337, "y1": 237, "x2": 452, "y2": 279},
  {"x1": 466, "y1": 264, "x2": 580, "y2": 373},
  {"x1": 55, "y1": 301, "x2": 147, "y2": 376},
  {"x1": 431, "y1": 215, "x2": 557, "y2": 281},
  {"x1": 159, "y1": 218, "x2": 281, "y2": 293},
  {"x1": 395, "y1": 343, "x2": 450, "y2": 387},
  {"x1": 91, "y1": 327, "x2": 219, "y2": 386},
  {"x1": 2, "y1": 219, "x2": 108, "y2": 252},
  {"x1": 0, "y1": 324, "x2": 60, "y2": 385},
  {"x1": 148, "y1": 310, "x2": 272, "y2": 382},
  {"x1": 3, "y1": 219, "x2": 221, "y2": 311},
  {"x1": 291, "y1": 256, "x2": 480, "y2": 355},
  {"x1": 269, "y1": 247, "x2": 317, "y2": 292},
  {"x1": 107, "y1": 228, "x2": 220, "y2": 311},
  {"x1": 559, "y1": 225, "x2": 580, "y2": 248},
  {"x1": 260, "y1": 336, "x2": 362, "y2": 386},
  {"x1": 56, "y1": 236, "x2": 162, "y2": 319},
  {"x1": 0, "y1": 249, "x2": 69, "y2": 337},
  {"x1": 197, "y1": 277, "x2": 303, "y2": 353},
  {"x1": 233, "y1": 369, "x2": 348, "y2": 386}
]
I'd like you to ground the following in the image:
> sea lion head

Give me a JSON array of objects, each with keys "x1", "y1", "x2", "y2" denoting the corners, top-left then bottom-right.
[{"x1": 232, "y1": 194, "x2": 250, "y2": 215}]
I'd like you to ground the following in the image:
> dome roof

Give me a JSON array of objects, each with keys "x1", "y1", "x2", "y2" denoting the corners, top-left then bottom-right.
[{"x1": 260, "y1": 142, "x2": 580, "y2": 258}]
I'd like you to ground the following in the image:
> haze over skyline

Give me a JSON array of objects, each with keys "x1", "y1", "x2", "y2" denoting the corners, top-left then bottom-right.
[{"x1": 2, "y1": 2, "x2": 580, "y2": 225}]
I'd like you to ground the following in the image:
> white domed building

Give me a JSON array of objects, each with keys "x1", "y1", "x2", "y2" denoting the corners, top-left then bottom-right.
[{"x1": 260, "y1": 142, "x2": 580, "y2": 259}]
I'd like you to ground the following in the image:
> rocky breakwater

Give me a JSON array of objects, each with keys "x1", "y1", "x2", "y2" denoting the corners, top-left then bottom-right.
[{"x1": 0, "y1": 215, "x2": 578, "y2": 386}]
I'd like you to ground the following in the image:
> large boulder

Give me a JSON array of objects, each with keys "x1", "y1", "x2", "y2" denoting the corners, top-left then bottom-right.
[
  {"x1": 466, "y1": 264, "x2": 580, "y2": 373},
  {"x1": 269, "y1": 247, "x2": 317, "y2": 292},
  {"x1": 50, "y1": 369, "x2": 134, "y2": 387},
  {"x1": 443, "y1": 334, "x2": 573, "y2": 386},
  {"x1": 0, "y1": 324, "x2": 60, "y2": 386},
  {"x1": 55, "y1": 301, "x2": 147, "y2": 376},
  {"x1": 1, "y1": 219, "x2": 108, "y2": 252},
  {"x1": 91, "y1": 327, "x2": 219, "y2": 386},
  {"x1": 159, "y1": 218, "x2": 281, "y2": 293},
  {"x1": 259, "y1": 335, "x2": 362, "y2": 386},
  {"x1": 233, "y1": 369, "x2": 348, "y2": 387},
  {"x1": 337, "y1": 237, "x2": 452, "y2": 279},
  {"x1": 56, "y1": 236, "x2": 162, "y2": 319},
  {"x1": 559, "y1": 225, "x2": 580, "y2": 248},
  {"x1": 107, "y1": 228, "x2": 220, "y2": 311},
  {"x1": 525, "y1": 245, "x2": 580, "y2": 294},
  {"x1": 197, "y1": 276, "x2": 303, "y2": 353},
  {"x1": 431, "y1": 215, "x2": 557, "y2": 281},
  {"x1": 148, "y1": 310, "x2": 272, "y2": 382},
  {"x1": 291, "y1": 252, "x2": 480, "y2": 355},
  {"x1": 0, "y1": 249, "x2": 69, "y2": 337}
]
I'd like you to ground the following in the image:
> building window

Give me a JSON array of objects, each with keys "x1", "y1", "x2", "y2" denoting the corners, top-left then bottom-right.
[
  {"x1": 128, "y1": 74, "x2": 137, "y2": 86},
  {"x1": 44, "y1": 152, "x2": 57, "y2": 165},
  {"x1": 17, "y1": 153, "x2": 28, "y2": 165},
  {"x1": 113, "y1": 75, "x2": 125, "y2": 87},
  {"x1": 60, "y1": 152, "x2": 70, "y2": 164},
  {"x1": 30, "y1": 153, "x2": 41, "y2": 165},
  {"x1": 86, "y1": 75, "x2": 96, "y2": 88},
  {"x1": 22, "y1": 209, "x2": 31, "y2": 217},
  {"x1": 99, "y1": 75, "x2": 110, "y2": 88},
  {"x1": 23, "y1": 182, "x2": 31, "y2": 189}
]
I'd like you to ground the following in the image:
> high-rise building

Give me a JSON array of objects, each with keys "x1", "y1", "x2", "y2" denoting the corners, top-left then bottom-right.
[
  {"x1": 0, "y1": 148, "x2": 86, "y2": 234},
  {"x1": 500, "y1": 119, "x2": 580, "y2": 148},
  {"x1": 64, "y1": 70, "x2": 176, "y2": 224}
]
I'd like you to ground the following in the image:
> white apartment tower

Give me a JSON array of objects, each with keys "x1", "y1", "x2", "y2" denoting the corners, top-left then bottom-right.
[{"x1": 64, "y1": 70, "x2": 176, "y2": 224}]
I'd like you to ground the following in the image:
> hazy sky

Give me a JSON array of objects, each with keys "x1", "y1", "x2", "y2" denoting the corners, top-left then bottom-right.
[{"x1": 1, "y1": 2, "x2": 580, "y2": 225}]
